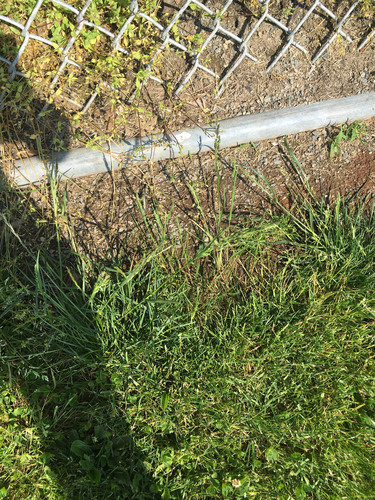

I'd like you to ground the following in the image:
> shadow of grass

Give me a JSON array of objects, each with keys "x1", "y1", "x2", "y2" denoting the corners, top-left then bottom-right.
[{"x1": 0, "y1": 31, "x2": 160, "y2": 500}]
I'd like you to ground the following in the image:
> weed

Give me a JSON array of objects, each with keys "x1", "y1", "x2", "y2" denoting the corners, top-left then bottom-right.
[
  {"x1": 329, "y1": 120, "x2": 368, "y2": 157},
  {"x1": 360, "y1": 0, "x2": 375, "y2": 18},
  {"x1": 282, "y1": 7, "x2": 295, "y2": 17},
  {"x1": 0, "y1": 0, "x2": 170, "y2": 154}
]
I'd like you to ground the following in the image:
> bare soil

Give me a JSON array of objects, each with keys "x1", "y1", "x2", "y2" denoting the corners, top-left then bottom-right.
[
  {"x1": 17, "y1": 117, "x2": 372, "y2": 261},
  {"x1": 67, "y1": 0, "x2": 375, "y2": 143},
  {"x1": 1, "y1": 0, "x2": 375, "y2": 260},
  {"x1": 2, "y1": 0, "x2": 374, "y2": 149}
]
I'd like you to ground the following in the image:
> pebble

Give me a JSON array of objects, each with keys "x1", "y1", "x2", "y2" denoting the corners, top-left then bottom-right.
[
  {"x1": 264, "y1": 96, "x2": 271, "y2": 104},
  {"x1": 293, "y1": 59, "x2": 299, "y2": 68},
  {"x1": 273, "y1": 159, "x2": 281, "y2": 165}
]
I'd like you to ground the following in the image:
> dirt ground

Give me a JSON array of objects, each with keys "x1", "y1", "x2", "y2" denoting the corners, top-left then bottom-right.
[
  {"x1": 15, "y1": 116, "x2": 373, "y2": 261},
  {"x1": 2, "y1": 0, "x2": 375, "y2": 259},
  {"x1": 68, "y1": 0, "x2": 375, "y2": 145},
  {"x1": 2, "y1": 0, "x2": 374, "y2": 151}
]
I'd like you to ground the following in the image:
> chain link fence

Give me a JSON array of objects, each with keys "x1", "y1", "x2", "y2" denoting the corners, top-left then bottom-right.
[{"x1": 0, "y1": 0, "x2": 374, "y2": 118}]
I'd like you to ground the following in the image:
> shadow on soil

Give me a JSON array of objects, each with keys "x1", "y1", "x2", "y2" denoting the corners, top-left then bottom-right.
[{"x1": 0, "y1": 33, "x2": 160, "y2": 500}]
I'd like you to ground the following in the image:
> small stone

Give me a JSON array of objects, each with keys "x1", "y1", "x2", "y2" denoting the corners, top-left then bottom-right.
[
  {"x1": 273, "y1": 158, "x2": 281, "y2": 165},
  {"x1": 264, "y1": 96, "x2": 271, "y2": 104},
  {"x1": 360, "y1": 71, "x2": 366, "y2": 78},
  {"x1": 293, "y1": 59, "x2": 299, "y2": 68}
]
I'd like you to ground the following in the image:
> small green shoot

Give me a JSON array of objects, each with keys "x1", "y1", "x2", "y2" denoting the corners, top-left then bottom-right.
[{"x1": 330, "y1": 120, "x2": 368, "y2": 157}]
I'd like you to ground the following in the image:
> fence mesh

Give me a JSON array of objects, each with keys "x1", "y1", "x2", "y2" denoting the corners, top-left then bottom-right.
[
  {"x1": 0, "y1": 0, "x2": 374, "y2": 156},
  {"x1": 0, "y1": 0, "x2": 374, "y2": 112}
]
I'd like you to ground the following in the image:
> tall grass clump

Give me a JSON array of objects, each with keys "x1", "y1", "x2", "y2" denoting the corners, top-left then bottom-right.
[{"x1": 0, "y1": 146, "x2": 375, "y2": 499}]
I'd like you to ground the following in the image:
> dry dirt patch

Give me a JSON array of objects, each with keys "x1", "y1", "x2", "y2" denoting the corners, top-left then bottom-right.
[{"x1": 17, "y1": 117, "x2": 373, "y2": 261}]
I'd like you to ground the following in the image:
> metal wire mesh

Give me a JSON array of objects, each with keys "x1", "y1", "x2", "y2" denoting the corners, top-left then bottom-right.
[{"x1": 0, "y1": 0, "x2": 373, "y2": 114}]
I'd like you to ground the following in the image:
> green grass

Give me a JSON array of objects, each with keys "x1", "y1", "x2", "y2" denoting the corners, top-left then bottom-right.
[
  {"x1": 1, "y1": 148, "x2": 375, "y2": 499},
  {"x1": 329, "y1": 121, "x2": 368, "y2": 158}
]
